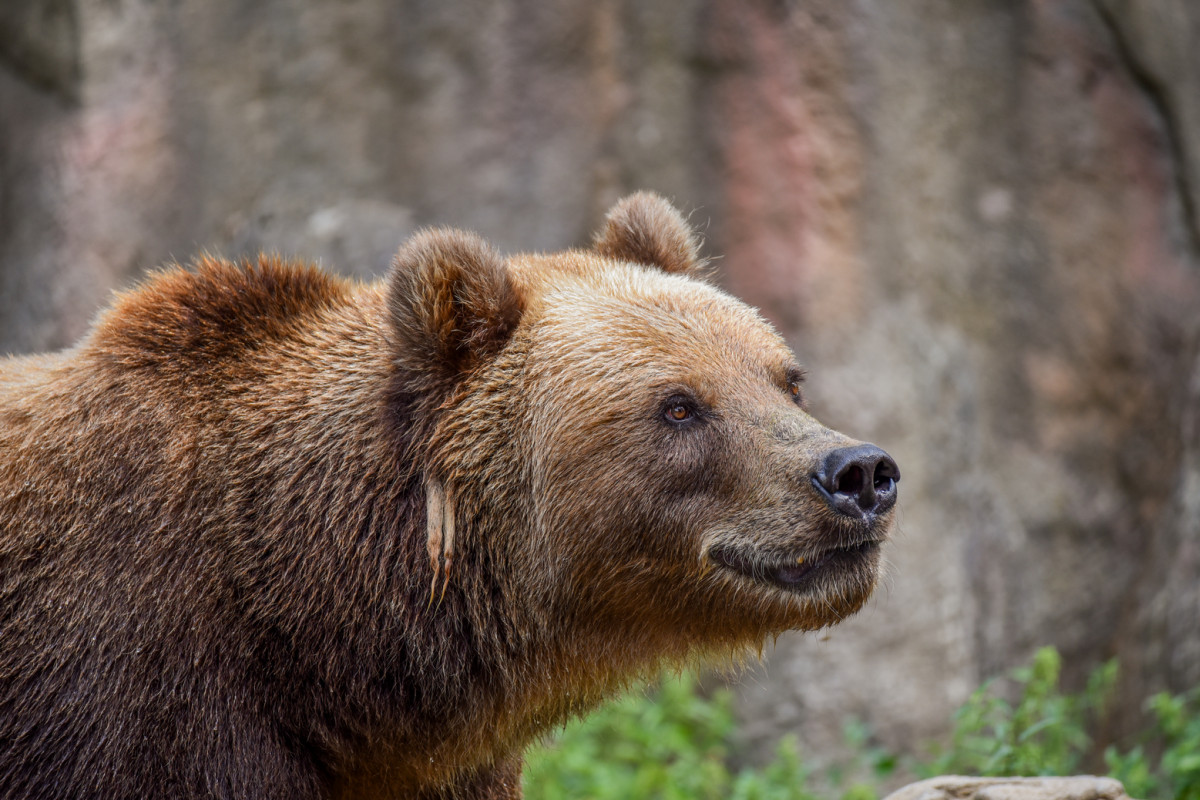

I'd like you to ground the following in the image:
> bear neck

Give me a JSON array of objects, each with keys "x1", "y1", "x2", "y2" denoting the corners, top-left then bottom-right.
[{"x1": 203, "y1": 289, "x2": 662, "y2": 783}]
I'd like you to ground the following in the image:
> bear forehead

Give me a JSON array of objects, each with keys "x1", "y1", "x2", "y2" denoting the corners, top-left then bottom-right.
[{"x1": 517, "y1": 255, "x2": 796, "y2": 395}]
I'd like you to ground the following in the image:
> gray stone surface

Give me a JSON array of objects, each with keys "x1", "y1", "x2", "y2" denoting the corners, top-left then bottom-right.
[
  {"x1": 1, "y1": 0, "x2": 1197, "y2": 767},
  {"x1": 884, "y1": 776, "x2": 1133, "y2": 800}
]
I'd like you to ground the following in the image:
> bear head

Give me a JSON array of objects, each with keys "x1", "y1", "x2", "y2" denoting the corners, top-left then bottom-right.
[{"x1": 386, "y1": 192, "x2": 899, "y2": 665}]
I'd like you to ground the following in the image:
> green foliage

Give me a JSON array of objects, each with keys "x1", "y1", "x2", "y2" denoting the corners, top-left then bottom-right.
[
  {"x1": 523, "y1": 651, "x2": 1200, "y2": 800},
  {"x1": 522, "y1": 674, "x2": 832, "y2": 800},
  {"x1": 920, "y1": 647, "x2": 1117, "y2": 778},
  {"x1": 522, "y1": 675, "x2": 738, "y2": 800},
  {"x1": 1105, "y1": 688, "x2": 1200, "y2": 800}
]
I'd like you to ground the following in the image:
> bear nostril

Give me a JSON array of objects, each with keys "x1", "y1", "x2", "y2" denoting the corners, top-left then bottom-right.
[
  {"x1": 873, "y1": 458, "x2": 899, "y2": 492},
  {"x1": 815, "y1": 444, "x2": 900, "y2": 519},
  {"x1": 835, "y1": 465, "x2": 865, "y2": 497}
]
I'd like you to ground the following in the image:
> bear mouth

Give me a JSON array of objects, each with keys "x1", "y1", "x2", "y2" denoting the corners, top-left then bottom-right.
[{"x1": 707, "y1": 540, "x2": 880, "y2": 592}]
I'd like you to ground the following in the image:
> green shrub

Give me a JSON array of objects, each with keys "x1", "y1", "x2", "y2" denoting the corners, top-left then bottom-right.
[
  {"x1": 522, "y1": 674, "x2": 828, "y2": 800},
  {"x1": 1106, "y1": 688, "x2": 1200, "y2": 800},
  {"x1": 523, "y1": 650, "x2": 1199, "y2": 800},
  {"x1": 522, "y1": 674, "x2": 737, "y2": 800},
  {"x1": 919, "y1": 647, "x2": 1117, "y2": 778}
]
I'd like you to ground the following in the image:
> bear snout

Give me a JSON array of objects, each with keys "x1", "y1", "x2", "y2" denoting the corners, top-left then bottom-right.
[{"x1": 811, "y1": 443, "x2": 900, "y2": 522}]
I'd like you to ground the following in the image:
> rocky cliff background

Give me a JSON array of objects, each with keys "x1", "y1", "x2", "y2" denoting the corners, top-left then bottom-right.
[{"x1": 2, "y1": 0, "x2": 1198, "y2": 767}]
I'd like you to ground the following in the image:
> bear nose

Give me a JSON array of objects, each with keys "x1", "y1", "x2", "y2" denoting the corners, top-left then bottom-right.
[{"x1": 812, "y1": 444, "x2": 900, "y2": 520}]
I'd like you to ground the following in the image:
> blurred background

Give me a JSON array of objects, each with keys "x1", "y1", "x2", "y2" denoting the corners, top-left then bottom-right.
[{"x1": 2, "y1": 0, "x2": 1198, "y2": 780}]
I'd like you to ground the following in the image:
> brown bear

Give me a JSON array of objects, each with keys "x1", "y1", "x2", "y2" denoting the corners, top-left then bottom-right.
[{"x1": 0, "y1": 193, "x2": 898, "y2": 799}]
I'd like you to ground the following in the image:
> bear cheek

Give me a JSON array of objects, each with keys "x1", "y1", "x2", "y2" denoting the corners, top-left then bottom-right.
[{"x1": 533, "y1": 434, "x2": 715, "y2": 602}]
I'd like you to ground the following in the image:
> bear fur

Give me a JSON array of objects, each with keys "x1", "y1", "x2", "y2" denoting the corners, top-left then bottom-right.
[{"x1": 0, "y1": 193, "x2": 897, "y2": 799}]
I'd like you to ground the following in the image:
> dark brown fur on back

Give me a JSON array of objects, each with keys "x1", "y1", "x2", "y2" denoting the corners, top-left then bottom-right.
[
  {"x1": 0, "y1": 257, "x2": 507, "y2": 798},
  {"x1": 0, "y1": 194, "x2": 894, "y2": 799}
]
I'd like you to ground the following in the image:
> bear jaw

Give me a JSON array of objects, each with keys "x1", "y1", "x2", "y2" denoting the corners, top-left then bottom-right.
[{"x1": 706, "y1": 538, "x2": 883, "y2": 595}]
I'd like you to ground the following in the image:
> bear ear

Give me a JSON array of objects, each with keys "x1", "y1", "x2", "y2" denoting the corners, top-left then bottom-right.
[
  {"x1": 592, "y1": 192, "x2": 705, "y2": 276},
  {"x1": 387, "y1": 229, "x2": 523, "y2": 385}
]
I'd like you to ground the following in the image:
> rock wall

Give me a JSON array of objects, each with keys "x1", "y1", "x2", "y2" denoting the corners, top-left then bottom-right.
[
  {"x1": 2, "y1": 0, "x2": 1197, "y2": 764},
  {"x1": 730, "y1": 0, "x2": 1200, "y2": 761}
]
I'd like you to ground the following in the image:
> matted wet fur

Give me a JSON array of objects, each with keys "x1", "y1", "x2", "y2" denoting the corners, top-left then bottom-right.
[{"x1": 0, "y1": 193, "x2": 897, "y2": 799}]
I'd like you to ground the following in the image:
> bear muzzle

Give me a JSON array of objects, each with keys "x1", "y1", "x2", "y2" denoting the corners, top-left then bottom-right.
[{"x1": 704, "y1": 441, "x2": 898, "y2": 595}]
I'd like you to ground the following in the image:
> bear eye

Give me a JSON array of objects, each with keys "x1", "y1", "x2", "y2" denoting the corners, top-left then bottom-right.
[
  {"x1": 785, "y1": 368, "x2": 806, "y2": 404},
  {"x1": 667, "y1": 403, "x2": 692, "y2": 422},
  {"x1": 662, "y1": 396, "x2": 698, "y2": 425}
]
